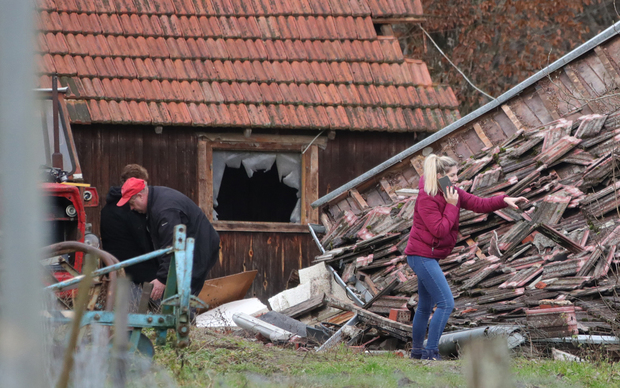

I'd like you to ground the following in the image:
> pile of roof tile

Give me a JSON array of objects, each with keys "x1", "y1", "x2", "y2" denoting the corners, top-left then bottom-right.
[{"x1": 315, "y1": 112, "x2": 620, "y2": 338}]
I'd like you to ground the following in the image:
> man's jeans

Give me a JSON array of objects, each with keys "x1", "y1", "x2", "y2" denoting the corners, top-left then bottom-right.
[{"x1": 407, "y1": 255, "x2": 455, "y2": 351}]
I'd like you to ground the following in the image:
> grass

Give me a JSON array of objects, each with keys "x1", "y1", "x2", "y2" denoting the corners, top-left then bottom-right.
[{"x1": 149, "y1": 329, "x2": 620, "y2": 388}]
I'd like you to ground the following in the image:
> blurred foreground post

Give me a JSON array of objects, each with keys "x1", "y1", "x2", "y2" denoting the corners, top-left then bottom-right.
[
  {"x1": 461, "y1": 337, "x2": 514, "y2": 388},
  {"x1": 0, "y1": 0, "x2": 46, "y2": 387},
  {"x1": 112, "y1": 278, "x2": 130, "y2": 388},
  {"x1": 56, "y1": 255, "x2": 97, "y2": 388}
]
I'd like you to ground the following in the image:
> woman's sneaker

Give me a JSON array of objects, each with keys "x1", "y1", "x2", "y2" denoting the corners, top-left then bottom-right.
[
  {"x1": 410, "y1": 348, "x2": 423, "y2": 359},
  {"x1": 421, "y1": 349, "x2": 442, "y2": 360}
]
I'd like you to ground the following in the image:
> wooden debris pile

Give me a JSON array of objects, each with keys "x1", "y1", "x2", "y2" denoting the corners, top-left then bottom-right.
[{"x1": 311, "y1": 113, "x2": 620, "y2": 339}]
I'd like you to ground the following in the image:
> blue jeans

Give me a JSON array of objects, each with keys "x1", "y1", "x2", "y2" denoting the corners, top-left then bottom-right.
[{"x1": 407, "y1": 255, "x2": 455, "y2": 351}]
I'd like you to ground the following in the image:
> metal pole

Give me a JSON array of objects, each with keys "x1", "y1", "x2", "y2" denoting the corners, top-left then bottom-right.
[
  {"x1": 0, "y1": 1, "x2": 46, "y2": 387},
  {"x1": 308, "y1": 224, "x2": 326, "y2": 254},
  {"x1": 326, "y1": 265, "x2": 365, "y2": 307},
  {"x1": 45, "y1": 247, "x2": 174, "y2": 291},
  {"x1": 317, "y1": 314, "x2": 359, "y2": 352},
  {"x1": 51, "y1": 74, "x2": 62, "y2": 169}
]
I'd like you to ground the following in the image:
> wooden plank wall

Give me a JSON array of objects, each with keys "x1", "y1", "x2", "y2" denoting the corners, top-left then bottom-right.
[
  {"x1": 216, "y1": 231, "x2": 320, "y2": 302},
  {"x1": 73, "y1": 125, "x2": 411, "y2": 300},
  {"x1": 317, "y1": 131, "x2": 424, "y2": 197},
  {"x1": 75, "y1": 125, "x2": 199, "y2": 215},
  {"x1": 323, "y1": 35, "x2": 620, "y2": 222}
]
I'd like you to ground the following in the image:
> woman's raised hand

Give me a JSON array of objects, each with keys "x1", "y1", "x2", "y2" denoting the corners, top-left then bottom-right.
[
  {"x1": 504, "y1": 196, "x2": 529, "y2": 210},
  {"x1": 444, "y1": 186, "x2": 459, "y2": 206}
]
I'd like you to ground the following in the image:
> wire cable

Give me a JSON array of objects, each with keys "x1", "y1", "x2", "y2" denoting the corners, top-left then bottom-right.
[{"x1": 419, "y1": 24, "x2": 496, "y2": 101}]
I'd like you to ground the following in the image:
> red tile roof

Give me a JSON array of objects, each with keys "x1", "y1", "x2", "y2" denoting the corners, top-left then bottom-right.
[{"x1": 37, "y1": 0, "x2": 460, "y2": 131}]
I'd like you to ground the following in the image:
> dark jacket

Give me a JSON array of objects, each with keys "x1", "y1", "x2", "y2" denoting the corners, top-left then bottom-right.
[
  {"x1": 404, "y1": 176, "x2": 507, "y2": 260},
  {"x1": 146, "y1": 186, "x2": 220, "y2": 295},
  {"x1": 100, "y1": 186, "x2": 157, "y2": 284}
]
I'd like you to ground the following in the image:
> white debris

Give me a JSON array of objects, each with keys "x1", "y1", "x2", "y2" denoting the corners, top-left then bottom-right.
[
  {"x1": 552, "y1": 348, "x2": 584, "y2": 362},
  {"x1": 268, "y1": 262, "x2": 348, "y2": 312},
  {"x1": 232, "y1": 312, "x2": 300, "y2": 342},
  {"x1": 195, "y1": 297, "x2": 268, "y2": 328}
]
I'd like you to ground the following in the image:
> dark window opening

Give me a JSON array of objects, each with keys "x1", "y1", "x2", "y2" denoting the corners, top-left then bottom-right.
[
  {"x1": 373, "y1": 23, "x2": 393, "y2": 37},
  {"x1": 215, "y1": 164, "x2": 299, "y2": 222},
  {"x1": 374, "y1": 23, "x2": 383, "y2": 35}
]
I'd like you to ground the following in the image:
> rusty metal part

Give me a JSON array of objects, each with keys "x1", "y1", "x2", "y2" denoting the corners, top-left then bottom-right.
[{"x1": 46, "y1": 241, "x2": 121, "y2": 310}]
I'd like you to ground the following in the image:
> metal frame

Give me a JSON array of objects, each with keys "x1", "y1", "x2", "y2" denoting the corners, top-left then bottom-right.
[{"x1": 48, "y1": 225, "x2": 205, "y2": 349}]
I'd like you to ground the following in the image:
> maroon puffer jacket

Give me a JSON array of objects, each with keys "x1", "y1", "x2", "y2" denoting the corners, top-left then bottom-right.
[{"x1": 404, "y1": 176, "x2": 508, "y2": 260}]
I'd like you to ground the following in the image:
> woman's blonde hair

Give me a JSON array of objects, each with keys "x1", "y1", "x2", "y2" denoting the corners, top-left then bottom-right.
[{"x1": 423, "y1": 154, "x2": 457, "y2": 196}]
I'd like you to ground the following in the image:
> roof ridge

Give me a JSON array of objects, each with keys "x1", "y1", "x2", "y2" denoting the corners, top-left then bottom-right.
[
  {"x1": 38, "y1": 0, "x2": 422, "y2": 18},
  {"x1": 37, "y1": 8, "x2": 373, "y2": 17}
]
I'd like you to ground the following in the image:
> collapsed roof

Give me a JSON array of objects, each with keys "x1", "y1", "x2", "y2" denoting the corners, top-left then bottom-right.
[
  {"x1": 313, "y1": 111, "x2": 620, "y2": 335},
  {"x1": 314, "y1": 20, "x2": 620, "y2": 209},
  {"x1": 307, "y1": 21, "x2": 620, "y2": 338}
]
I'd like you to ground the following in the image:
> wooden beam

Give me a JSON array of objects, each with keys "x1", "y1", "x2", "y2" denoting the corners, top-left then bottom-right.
[
  {"x1": 466, "y1": 238, "x2": 487, "y2": 260},
  {"x1": 409, "y1": 155, "x2": 425, "y2": 176},
  {"x1": 349, "y1": 188, "x2": 369, "y2": 210},
  {"x1": 325, "y1": 296, "x2": 412, "y2": 334},
  {"x1": 301, "y1": 145, "x2": 319, "y2": 225},
  {"x1": 500, "y1": 105, "x2": 525, "y2": 132},
  {"x1": 379, "y1": 178, "x2": 398, "y2": 202},
  {"x1": 564, "y1": 66, "x2": 602, "y2": 113},
  {"x1": 371, "y1": 17, "x2": 426, "y2": 24},
  {"x1": 197, "y1": 137, "x2": 212, "y2": 221},
  {"x1": 594, "y1": 46, "x2": 620, "y2": 88},
  {"x1": 58, "y1": 94, "x2": 84, "y2": 178},
  {"x1": 439, "y1": 139, "x2": 462, "y2": 160},
  {"x1": 534, "y1": 82, "x2": 562, "y2": 120},
  {"x1": 320, "y1": 213, "x2": 333, "y2": 233},
  {"x1": 363, "y1": 279, "x2": 399, "y2": 310},
  {"x1": 198, "y1": 132, "x2": 328, "y2": 148},
  {"x1": 213, "y1": 221, "x2": 310, "y2": 233},
  {"x1": 210, "y1": 141, "x2": 307, "y2": 152},
  {"x1": 280, "y1": 293, "x2": 325, "y2": 318},
  {"x1": 564, "y1": 66, "x2": 593, "y2": 98},
  {"x1": 473, "y1": 123, "x2": 494, "y2": 148},
  {"x1": 302, "y1": 144, "x2": 319, "y2": 224},
  {"x1": 358, "y1": 271, "x2": 380, "y2": 296}
]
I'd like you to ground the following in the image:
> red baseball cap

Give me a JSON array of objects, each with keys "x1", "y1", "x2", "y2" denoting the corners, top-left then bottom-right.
[{"x1": 117, "y1": 177, "x2": 146, "y2": 206}]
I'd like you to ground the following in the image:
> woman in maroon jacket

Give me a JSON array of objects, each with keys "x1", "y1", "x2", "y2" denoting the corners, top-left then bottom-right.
[{"x1": 405, "y1": 154, "x2": 527, "y2": 360}]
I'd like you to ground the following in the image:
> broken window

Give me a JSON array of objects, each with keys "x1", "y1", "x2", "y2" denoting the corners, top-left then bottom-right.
[
  {"x1": 197, "y1": 135, "x2": 320, "y2": 231},
  {"x1": 212, "y1": 151, "x2": 301, "y2": 223}
]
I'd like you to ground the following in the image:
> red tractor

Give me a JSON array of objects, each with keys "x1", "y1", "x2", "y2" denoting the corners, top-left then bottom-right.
[{"x1": 40, "y1": 77, "x2": 101, "y2": 293}]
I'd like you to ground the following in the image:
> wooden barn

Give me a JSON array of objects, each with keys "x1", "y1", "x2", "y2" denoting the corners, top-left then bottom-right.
[{"x1": 35, "y1": 0, "x2": 460, "y2": 301}]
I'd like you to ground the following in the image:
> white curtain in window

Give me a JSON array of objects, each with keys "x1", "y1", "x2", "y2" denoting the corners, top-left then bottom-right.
[{"x1": 212, "y1": 151, "x2": 301, "y2": 222}]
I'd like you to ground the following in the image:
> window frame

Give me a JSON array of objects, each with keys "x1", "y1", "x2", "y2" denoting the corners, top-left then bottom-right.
[{"x1": 197, "y1": 133, "x2": 323, "y2": 233}]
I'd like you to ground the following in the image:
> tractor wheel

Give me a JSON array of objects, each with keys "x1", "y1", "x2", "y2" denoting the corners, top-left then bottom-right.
[{"x1": 46, "y1": 241, "x2": 122, "y2": 310}]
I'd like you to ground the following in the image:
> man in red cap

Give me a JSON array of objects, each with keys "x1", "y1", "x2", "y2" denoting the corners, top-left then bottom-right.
[
  {"x1": 100, "y1": 165, "x2": 157, "y2": 287},
  {"x1": 118, "y1": 178, "x2": 220, "y2": 300}
]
